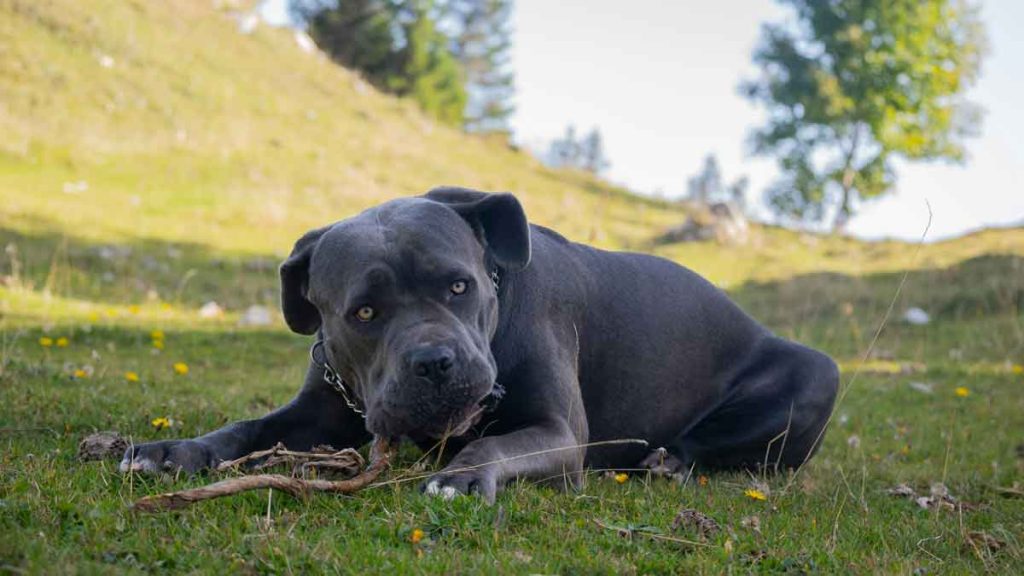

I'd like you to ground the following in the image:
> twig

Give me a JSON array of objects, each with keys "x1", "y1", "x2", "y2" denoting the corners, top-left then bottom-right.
[{"x1": 133, "y1": 437, "x2": 394, "y2": 513}]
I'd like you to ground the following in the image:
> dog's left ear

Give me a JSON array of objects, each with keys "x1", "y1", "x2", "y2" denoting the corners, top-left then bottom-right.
[{"x1": 437, "y1": 191, "x2": 531, "y2": 272}]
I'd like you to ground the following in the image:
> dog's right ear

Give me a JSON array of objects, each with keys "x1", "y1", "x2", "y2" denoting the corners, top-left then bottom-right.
[{"x1": 280, "y1": 226, "x2": 329, "y2": 335}]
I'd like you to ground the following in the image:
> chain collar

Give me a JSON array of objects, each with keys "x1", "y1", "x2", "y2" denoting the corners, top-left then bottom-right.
[
  {"x1": 309, "y1": 267, "x2": 504, "y2": 420},
  {"x1": 310, "y1": 339, "x2": 365, "y2": 418}
]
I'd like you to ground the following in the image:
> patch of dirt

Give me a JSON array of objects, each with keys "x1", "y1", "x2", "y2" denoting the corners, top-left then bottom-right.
[
  {"x1": 671, "y1": 508, "x2": 720, "y2": 540},
  {"x1": 78, "y1": 431, "x2": 128, "y2": 461}
]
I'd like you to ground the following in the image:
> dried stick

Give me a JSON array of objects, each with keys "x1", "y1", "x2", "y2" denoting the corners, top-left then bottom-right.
[{"x1": 133, "y1": 437, "x2": 394, "y2": 513}]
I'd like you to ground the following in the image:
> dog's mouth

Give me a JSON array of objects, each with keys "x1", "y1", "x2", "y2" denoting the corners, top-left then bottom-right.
[
  {"x1": 418, "y1": 384, "x2": 503, "y2": 439},
  {"x1": 367, "y1": 380, "x2": 503, "y2": 439}
]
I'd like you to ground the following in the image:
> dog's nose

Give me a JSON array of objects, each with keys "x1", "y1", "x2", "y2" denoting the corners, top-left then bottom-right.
[{"x1": 408, "y1": 346, "x2": 455, "y2": 383}]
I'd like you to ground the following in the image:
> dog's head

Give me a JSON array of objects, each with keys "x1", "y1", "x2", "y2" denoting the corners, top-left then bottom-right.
[{"x1": 280, "y1": 188, "x2": 530, "y2": 438}]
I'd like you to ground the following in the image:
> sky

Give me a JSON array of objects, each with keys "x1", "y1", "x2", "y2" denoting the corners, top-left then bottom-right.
[{"x1": 262, "y1": 0, "x2": 1024, "y2": 241}]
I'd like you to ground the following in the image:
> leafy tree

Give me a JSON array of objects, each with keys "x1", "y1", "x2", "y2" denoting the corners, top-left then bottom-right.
[
  {"x1": 293, "y1": 0, "x2": 467, "y2": 127},
  {"x1": 742, "y1": 0, "x2": 987, "y2": 230},
  {"x1": 440, "y1": 0, "x2": 515, "y2": 133}
]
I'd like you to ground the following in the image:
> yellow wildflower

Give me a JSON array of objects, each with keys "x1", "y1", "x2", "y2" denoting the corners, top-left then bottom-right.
[
  {"x1": 128, "y1": 305, "x2": 141, "y2": 315},
  {"x1": 954, "y1": 386, "x2": 969, "y2": 398},
  {"x1": 73, "y1": 368, "x2": 88, "y2": 379},
  {"x1": 39, "y1": 337, "x2": 54, "y2": 347},
  {"x1": 125, "y1": 371, "x2": 140, "y2": 382},
  {"x1": 151, "y1": 330, "x2": 165, "y2": 340},
  {"x1": 151, "y1": 417, "x2": 171, "y2": 430},
  {"x1": 173, "y1": 362, "x2": 189, "y2": 375},
  {"x1": 744, "y1": 488, "x2": 767, "y2": 501},
  {"x1": 56, "y1": 337, "x2": 69, "y2": 347},
  {"x1": 1012, "y1": 365, "x2": 1023, "y2": 375},
  {"x1": 614, "y1": 473, "x2": 628, "y2": 484},
  {"x1": 152, "y1": 339, "x2": 164, "y2": 350},
  {"x1": 410, "y1": 528, "x2": 424, "y2": 544}
]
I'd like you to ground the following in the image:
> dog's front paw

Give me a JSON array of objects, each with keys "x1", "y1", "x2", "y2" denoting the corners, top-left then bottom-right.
[
  {"x1": 422, "y1": 467, "x2": 498, "y2": 504},
  {"x1": 120, "y1": 439, "x2": 217, "y2": 474}
]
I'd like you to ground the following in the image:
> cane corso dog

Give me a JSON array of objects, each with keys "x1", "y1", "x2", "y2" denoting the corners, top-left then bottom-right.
[{"x1": 122, "y1": 188, "x2": 839, "y2": 502}]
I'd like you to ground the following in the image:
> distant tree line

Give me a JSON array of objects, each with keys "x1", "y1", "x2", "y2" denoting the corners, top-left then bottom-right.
[
  {"x1": 291, "y1": 0, "x2": 514, "y2": 132},
  {"x1": 545, "y1": 125, "x2": 610, "y2": 175}
]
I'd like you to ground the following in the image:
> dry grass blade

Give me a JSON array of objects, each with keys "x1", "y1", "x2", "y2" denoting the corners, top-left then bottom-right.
[{"x1": 132, "y1": 437, "x2": 394, "y2": 513}]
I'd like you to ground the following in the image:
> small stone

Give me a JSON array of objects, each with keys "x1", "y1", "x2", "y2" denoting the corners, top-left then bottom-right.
[
  {"x1": 239, "y1": 305, "x2": 273, "y2": 326},
  {"x1": 199, "y1": 301, "x2": 224, "y2": 319},
  {"x1": 903, "y1": 307, "x2": 930, "y2": 325},
  {"x1": 908, "y1": 381, "x2": 934, "y2": 394}
]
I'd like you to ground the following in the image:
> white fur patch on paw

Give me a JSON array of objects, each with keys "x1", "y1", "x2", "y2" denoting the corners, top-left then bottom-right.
[
  {"x1": 441, "y1": 486, "x2": 458, "y2": 501},
  {"x1": 119, "y1": 456, "x2": 160, "y2": 474},
  {"x1": 424, "y1": 480, "x2": 441, "y2": 496}
]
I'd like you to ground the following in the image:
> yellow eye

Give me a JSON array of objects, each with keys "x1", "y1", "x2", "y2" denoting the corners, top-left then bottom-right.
[
  {"x1": 450, "y1": 280, "x2": 468, "y2": 295},
  {"x1": 354, "y1": 306, "x2": 375, "y2": 322}
]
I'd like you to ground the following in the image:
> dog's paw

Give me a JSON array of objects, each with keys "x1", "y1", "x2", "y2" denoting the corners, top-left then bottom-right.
[
  {"x1": 639, "y1": 447, "x2": 691, "y2": 479},
  {"x1": 119, "y1": 439, "x2": 217, "y2": 475},
  {"x1": 422, "y1": 467, "x2": 498, "y2": 504}
]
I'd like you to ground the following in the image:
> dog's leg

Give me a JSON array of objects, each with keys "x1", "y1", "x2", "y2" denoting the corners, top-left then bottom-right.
[
  {"x1": 121, "y1": 363, "x2": 370, "y2": 474},
  {"x1": 423, "y1": 356, "x2": 589, "y2": 504},
  {"x1": 423, "y1": 419, "x2": 584, "y2": 504}
]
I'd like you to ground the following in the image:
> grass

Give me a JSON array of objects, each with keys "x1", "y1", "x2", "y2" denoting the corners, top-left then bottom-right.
[{"x1": 2, "y1": 0, "x2": 1024, "y2": 573}]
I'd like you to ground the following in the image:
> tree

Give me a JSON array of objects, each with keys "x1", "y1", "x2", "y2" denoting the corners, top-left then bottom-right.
[
  {"x1": 686, "y1": 155, "x2": 722, "y2": 205},
  {"x1": 388, "y1": 3, "x2": 468, "y2": 126},
  {"x1": 742, "y1": 0, "x2": 987, "y2": 230},
  {"x1": 686, "y1": 154, "x2": 748, "y2": 210},
  {"x1": 293, "y1": 0, "x2": 467, "y2": 127},
  {"x1": 546, "y1": 125, "x2": 610, "y2": 175},
  {"x1": 580, "y1": 128, "x2": 610, "y2": 174},
  {"x1": 439, "y1": 0, "x2": 515, "y2": 134}
]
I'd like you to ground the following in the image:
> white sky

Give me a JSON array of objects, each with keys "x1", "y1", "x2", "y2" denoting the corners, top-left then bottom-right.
[{"x1": 262, "y1": 0, "x2": 1024, "y2": 240}]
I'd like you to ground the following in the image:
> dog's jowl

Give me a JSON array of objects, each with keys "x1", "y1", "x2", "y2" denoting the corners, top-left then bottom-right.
[{"x1": 122, "y1": 187, "x2": 839, "y2": 502}]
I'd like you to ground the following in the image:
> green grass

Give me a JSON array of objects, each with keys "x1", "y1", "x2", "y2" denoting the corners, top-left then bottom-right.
[{"x1": 2, "y1": 0, "x2": 1024, "y2": 573}]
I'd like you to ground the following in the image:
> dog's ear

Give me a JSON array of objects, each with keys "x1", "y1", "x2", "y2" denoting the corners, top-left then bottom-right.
[
  {"x1": 434, "y1": 190, "x2": 531, "y2": 272},
  {"x1": 280, "y1": 226, "x2": 329, "y2": 335}
]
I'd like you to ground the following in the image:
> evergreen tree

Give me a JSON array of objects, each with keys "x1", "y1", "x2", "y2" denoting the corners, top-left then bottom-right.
[
  {"x1": 440, "y1": 0, "x2": 515, "y2": 134},
  {"x1": 546, "y1": 125, "x2": 610, "y2": 175},
  {"x1": 293, "y1": 0, "x2": 467, "y2": 127},
  {"x1": 580, "y1": 128, "x2": 610, "y2": 175},
  {"x1": 389, "y1": 3, "x2": 467, "y2": 126},
  {"x1": 686, "y1": 154, "x2": 748, "y2": 210}
]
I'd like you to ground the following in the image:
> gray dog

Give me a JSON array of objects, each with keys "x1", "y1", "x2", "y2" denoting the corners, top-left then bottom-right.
[{"x1": 121, "y1": 188, "x2": 839, "y2": 502}]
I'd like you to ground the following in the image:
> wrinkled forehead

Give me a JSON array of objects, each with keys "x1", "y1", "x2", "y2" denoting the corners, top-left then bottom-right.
[{"x1": 307, "y1": 200, "x2": 484, "y2": 293}]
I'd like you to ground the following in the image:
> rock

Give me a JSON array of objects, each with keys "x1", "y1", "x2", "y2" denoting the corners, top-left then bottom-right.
[
  {"x1": 78, "y1": 431, "x2": 128, "y2": 461},
  {"x1": 199, "y1": 301, "x2": 224, "y2": 319},
  {"x1": 903, "y1": 307, "x2": 931, "y2": 325},
  {"x1": 294, "y1": 31, "x2": 316, "y2": 54},
  {"x1": 908, "y1": 381, "x2": 934, "y2": 394},
  {"x1": 656, "y1": 201, "x2": 749, "y2": 245},
  {"x1": 239, "y1": 305, "x2": 272, "y2": 326}
]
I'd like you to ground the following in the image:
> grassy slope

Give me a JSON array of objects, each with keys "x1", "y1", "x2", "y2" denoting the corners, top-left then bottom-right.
[{"x1": 2, "y1": 0, "x2": 1023, "y2": 573}]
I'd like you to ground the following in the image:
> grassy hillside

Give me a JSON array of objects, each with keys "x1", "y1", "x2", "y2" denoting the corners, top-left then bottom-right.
[{"x1": 2, "y1": 0, "x2": 1023, "y2": 573}]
